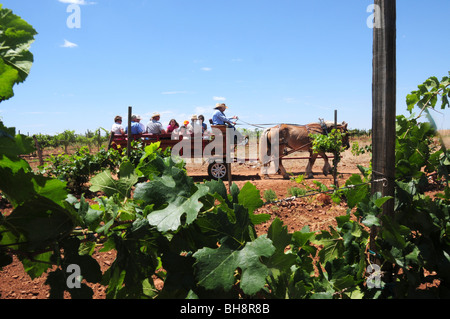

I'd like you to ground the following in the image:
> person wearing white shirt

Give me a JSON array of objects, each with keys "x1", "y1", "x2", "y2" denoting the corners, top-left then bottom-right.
[{"x1": 111, "y1": 115, "x2": 125, "y2": 135}]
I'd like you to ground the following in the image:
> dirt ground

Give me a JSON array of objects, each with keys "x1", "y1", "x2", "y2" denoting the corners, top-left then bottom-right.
[{"x1": 0, "y1": 139, "x2": 371, "y2": 299}]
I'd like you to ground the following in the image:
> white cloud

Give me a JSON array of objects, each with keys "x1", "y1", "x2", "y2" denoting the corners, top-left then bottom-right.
[
  {"x1": 213, "y1": 96, "x2": 226, "y2": 101},
  {"x1": 201, "y1": 67, "x2": 212, "y2": 71},
  {"x1": 58, "y1": 0, "x2": 96, "y2": 5},
  {"x1": 61, "y1": 39, "x2": 78, "y2": 48}
]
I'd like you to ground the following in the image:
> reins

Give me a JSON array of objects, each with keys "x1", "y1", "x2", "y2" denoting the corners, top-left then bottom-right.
[{"x1": 235, "y1": 119, "x2": 310, "y2": 129}]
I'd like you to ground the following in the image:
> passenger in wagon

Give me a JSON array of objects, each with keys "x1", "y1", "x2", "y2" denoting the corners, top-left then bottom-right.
[
  {"x1": 188, "y1": 114, "x2": 203, "y2": 135},
  {"x1": 136, "y1": 115, "x2": 145, "y2": 133},
  {"x1": 111, "y1": 115, "x2": 125, "y2": 135},
  {"x1": 167, "y1": 119, "x2": 179, "y2": 133},
  {"x1": 125, "y1": 115, "x2": 144, "y2": 135},
  {"x1": 185, "y1": 115, "x2": 195, "y2": 134},
  {"x1": 198, "y1": 114, "x2": 208, "y2": 133},
  {"x1": 146, "y1": 112, "x2": 166, "y2": 134},
  {"x1": 173, "y1": 125, "x2": 189, "y2": 140}
]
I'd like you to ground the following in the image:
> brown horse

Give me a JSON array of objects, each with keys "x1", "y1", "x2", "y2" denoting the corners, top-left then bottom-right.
[{"x1": 259, "y1": 121, "x2": 350, "y2": 179}]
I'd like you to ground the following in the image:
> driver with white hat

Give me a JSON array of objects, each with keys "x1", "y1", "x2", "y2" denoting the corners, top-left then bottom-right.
[{"x1": 211, "y1": 103, "x2": 238, "y2": 127}]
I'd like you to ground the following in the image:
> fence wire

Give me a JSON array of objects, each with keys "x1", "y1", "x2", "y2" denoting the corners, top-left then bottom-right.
[{"x1": 263, "y1": 178, "x2": 388, "y2": 206}]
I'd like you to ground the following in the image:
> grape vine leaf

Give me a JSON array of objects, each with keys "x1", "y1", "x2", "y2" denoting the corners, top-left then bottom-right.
[
  {"x1": 67, "y1": 194, "x2": 103, "y2": 231},
  {"x1": 0, "y1": 5, "x2": 37, "y2": 102},
  {"x1": 135, "y1": 142, "x2": 165, "y2": 178},
  {"x1": 0, "y1": 121, "x2": 67, "y2": 207},
  {"x1": 4, "y1": 196, "x2": 75, "y2": 251},
  {"x1": 193, "y1": 236, "x2": 275, "y2": 295},
  {"x1": 195, "y1": 202, "x2": 254, "y2": 249},
  {"x1": 0, "y1": 156, "x2": 68, "y2": 208},
  {"x1": 344, "y1": 173, "x2": 370, "y2": 209},
  {"x1": 134, "y1": 160, "x2": 193, "y2": 208},
  {"x1": 89, "y1": 161, "x2": 138, "y2": 199},
  {"x1": 147, "y1": 184, "x2": 209, "y2": 232},
  {"x1": 238, "y1": 182, "x2": 263, "y2": 213},
  {"x1": 313, "y1": 228, "x2": 345, "y2": 264},
  {"x1": 135, "y1": 157, "x2": 209, "y2": 232},
  {"x1": 265, "y1": 218, "x2": 297, "y2": 276},
  {"x1": 0, "y1": 124, "x2": 35, "y2": 156},
  {"x1": 237, "y1": 182, "x2": 270, "y2": 225},
  {"x1": 203, "y1": 178, "x2": 229, "y2": 206},
  {"x1": 18, "y1": 251, "x2": 52, "y2": 279}
]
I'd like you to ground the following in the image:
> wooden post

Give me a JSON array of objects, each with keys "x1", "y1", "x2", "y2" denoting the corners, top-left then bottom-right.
[
  {"x1": 98, "y1": 129, "x2": 101, "y2": 151},
  {"x1": 32, "y1": 135, "x2": 44, "y2": 167},
  {"x1": 127, "y1": 106, "x2": 132, "y2": 157},
  {"x1": 333, "y1": 110, "x2": 338, "y2": 188},
  {"x1": 370, "y1": 0, "x2": 396, "y2": 264},
  {"x1": 107, "y1": 132, "x2": 115, "y2": 151},
  {"x1": 227, "y1": 162, "x2": 232, "y2": 192}
]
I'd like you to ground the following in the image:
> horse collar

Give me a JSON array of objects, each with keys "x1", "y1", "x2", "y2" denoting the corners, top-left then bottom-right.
[{"x1": 319, "y1": 122, "x2": 329, "y2": 136}]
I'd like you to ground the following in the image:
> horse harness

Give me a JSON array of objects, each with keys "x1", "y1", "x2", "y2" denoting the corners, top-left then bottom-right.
[
  {"x1": 319, "y1": 119, "x2": 329, "y2": 136},
  {"x1": 276, "y1": 123, "x2": 318, "y2": 157}
]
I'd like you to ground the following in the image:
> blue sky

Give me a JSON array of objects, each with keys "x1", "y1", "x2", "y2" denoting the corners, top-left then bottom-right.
[{"x1": 1, "y1": 0, "x2": 449, "y2": 136}]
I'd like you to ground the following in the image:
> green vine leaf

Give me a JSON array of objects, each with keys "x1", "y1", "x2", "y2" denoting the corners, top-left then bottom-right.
[
  {"x1": 0, "y1": 5, "x2": 37, "y2": 102},
  {"x1": 89, "y1": 161, "x2": 138, "y2": 200},
  {"x1": 134, "y1": 165, "x2": 193, "y2": 208},
  {"x1": 238, "y1": 182, "x2": 264, "y2": 214},
  {"x1": 147, "y1": 184, "x2": 209, "y2": 232},
  {"x1": 193, "y1": 236, "x2": 275, "y2": 295},
  {"x1": 313, "y1": 228, "x2": 344, "y2": 264},
  {"x1": 265, "y1": 218, "x2": 297, "y2": 277},
  {"x1": 195, "y1": 203, "x2": 254, "y2": 249},
  {"x1": 4, "y1": 196, "x2": 75, "y2": 251}
]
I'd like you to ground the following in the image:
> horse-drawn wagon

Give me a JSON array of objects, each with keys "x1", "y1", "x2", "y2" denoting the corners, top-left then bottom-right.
[{"x1": 109, "y1": 120, "x2": 350, "y2": 181}]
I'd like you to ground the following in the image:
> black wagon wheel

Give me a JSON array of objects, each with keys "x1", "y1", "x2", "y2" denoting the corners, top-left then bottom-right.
[{"x1": 207, "y1": 162, "x2": 228, "y2": 180}]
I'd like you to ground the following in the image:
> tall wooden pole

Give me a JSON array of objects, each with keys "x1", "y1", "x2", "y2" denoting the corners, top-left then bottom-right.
[
  {"x1": 127, "y1": 106, "x2": 132, "y2": 157},
  {"x1": 333, "y1": 109, "x2": 338, "y2": 188},
  {"x1": 370, "y1": 0, "x2": 396, "y2": 261},
  {"x1": 32, "y1": 135, "x2": 44, "y2": 167}
]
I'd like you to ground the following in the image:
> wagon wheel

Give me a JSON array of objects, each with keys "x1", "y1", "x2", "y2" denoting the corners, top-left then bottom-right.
[{"x1": 207, "y1": 162, "x2": 228, "y2": 180}]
